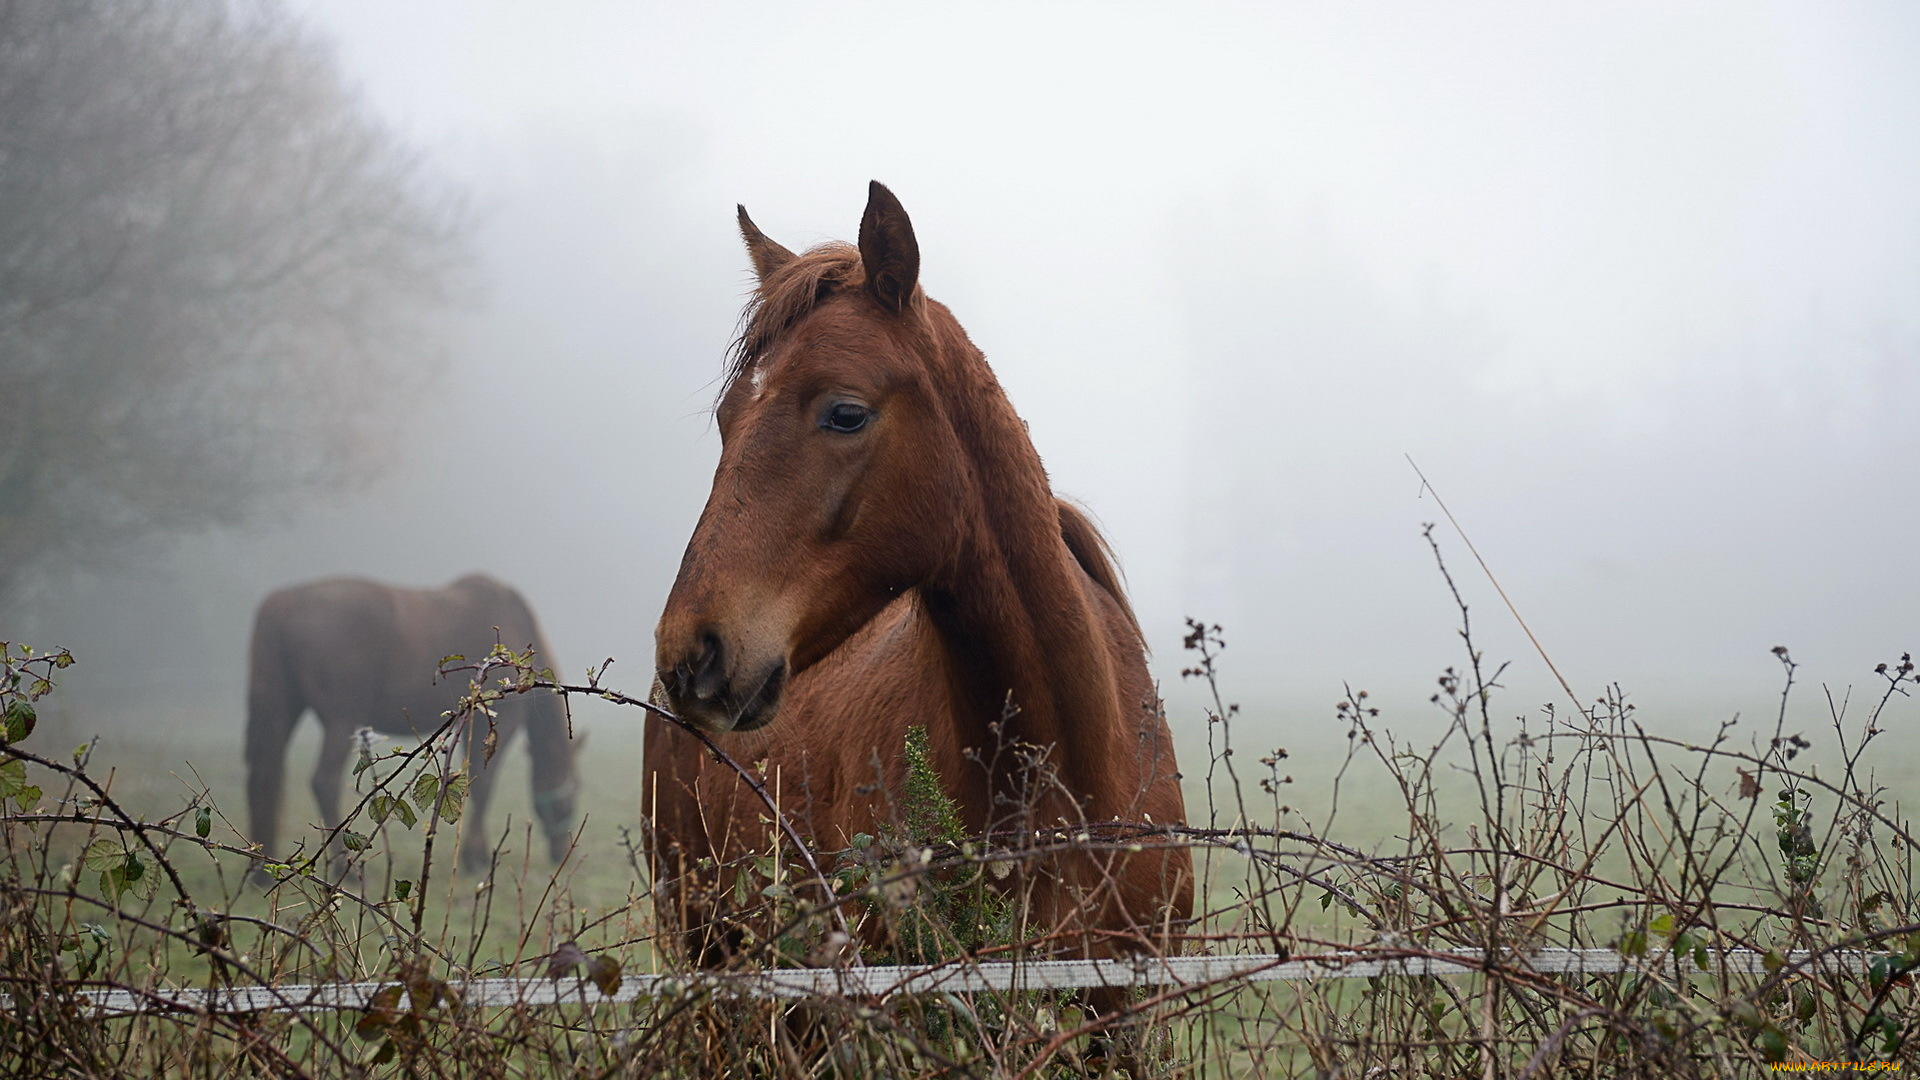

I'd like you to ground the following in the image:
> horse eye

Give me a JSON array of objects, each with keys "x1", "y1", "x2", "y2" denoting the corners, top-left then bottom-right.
[{"x1": 821, "y1": 402, "x2": 871, "y2": 433}]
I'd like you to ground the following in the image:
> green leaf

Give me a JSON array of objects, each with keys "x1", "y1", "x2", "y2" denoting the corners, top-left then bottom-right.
[
  {"x1": 393, "y1": 797, "x2": 417, "y2": 829},
  {"x1": 412, "y1": 773, "x2": 440, "y2": 813},
  {"x1": 1869, "y1": 955, "x2": 1894, "y2": 991},
  {"x1": 393, "y1": 879, "x2": 411, "y2": 901},
  {"x1": 195, "y1": 806, "x2": 211, "y2": 838},
  {"x1": 83, "y1": 839, "x2": 124, "y2": 872},
  {"x1": 437, "y1": 774, "x2": 469, "y2": 823},
  {"x1": 2, "y1": 700, "x2": 33, "y2": 743},
  {"x1": 370, "y1": 795, "x2": 395, "y2": 824},
  {"x1": 0, "y1": 758, "x2": 38, "y2": 808},
  {"x1": 97, "y1": 849, "x2": 154, "y2": 902},
  {"x1": 66, "y1": 925, "x2": 110, "y2": 980},
  {"x1": 1649, "y1": 913, "x2": 1675, "y2": 938},
  {"x1": 1757, "y1": 1025, "x2": 1788, "y2": 1063},
  {"x1": 342, "y1": 830, "x2": 371, "y2": 852}
]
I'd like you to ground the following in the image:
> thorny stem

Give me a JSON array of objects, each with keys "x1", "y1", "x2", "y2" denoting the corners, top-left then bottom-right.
[{"x1": 499, "y1": 673, "x2": 855, "y2": 943}]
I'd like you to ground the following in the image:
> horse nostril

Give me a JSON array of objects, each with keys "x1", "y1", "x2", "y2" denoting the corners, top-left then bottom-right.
[{"x1": 692, "y1": 630, "x2": 726, "y2": 699}]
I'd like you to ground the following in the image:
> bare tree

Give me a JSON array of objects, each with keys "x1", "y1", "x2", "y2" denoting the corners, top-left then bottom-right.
[{"x1": 0, "y1": 0, "x2": 466, "y2": 607}]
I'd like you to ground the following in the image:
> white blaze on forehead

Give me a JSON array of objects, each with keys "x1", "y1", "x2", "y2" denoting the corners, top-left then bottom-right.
[{"x1": 749, "y1": 362, "x2": 768, "y2": 395}]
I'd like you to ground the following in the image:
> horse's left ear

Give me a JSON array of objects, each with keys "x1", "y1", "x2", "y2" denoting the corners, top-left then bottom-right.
[
  {"x1": 858, "y1": 180, "x2": 919, "y2": 314},
  {"x1": 738, "y1": 204, "x2": 796, "y2": 283}
]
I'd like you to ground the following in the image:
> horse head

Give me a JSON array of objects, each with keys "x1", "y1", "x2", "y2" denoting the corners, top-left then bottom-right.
[
  {"x1": 530, "y1": 723, "x2": 584, "y2": 862},
  {"x1": 655, "y1": 182, "x2": 978, "y2": 733}
]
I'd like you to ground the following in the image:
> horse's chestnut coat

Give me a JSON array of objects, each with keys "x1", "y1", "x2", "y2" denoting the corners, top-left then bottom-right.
[{"x1": 649, "y1": 183, "x2": 1192, "y2": 975}]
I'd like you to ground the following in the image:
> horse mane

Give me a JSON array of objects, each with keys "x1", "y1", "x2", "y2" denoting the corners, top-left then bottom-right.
[
  {"x1": 1056, "y1": 498, "x2": 1143, "y2": 645},
  {"x1": 721, "y1": 242, "x2": 865, "y2": 402}
]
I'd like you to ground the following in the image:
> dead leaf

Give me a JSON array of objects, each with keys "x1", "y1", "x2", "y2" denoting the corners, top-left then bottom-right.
[
  {"x1": 546, "y1": 940, "x2": 589, "y2": 981},
  {"x1": 355, "y1": 985, "x2": 403, "y2": 1040},
  {"x1": 586, "y1": 955, "x2": 622, "y2": 997}
]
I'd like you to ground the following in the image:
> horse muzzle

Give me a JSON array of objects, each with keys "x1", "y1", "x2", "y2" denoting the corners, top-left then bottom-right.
[{"x1": 657, "y1": 630, "x2": 788, "y2": 734}]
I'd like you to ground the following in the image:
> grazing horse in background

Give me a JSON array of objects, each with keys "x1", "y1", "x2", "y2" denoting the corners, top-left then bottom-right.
[
  {"x1": 647, "y1": 183, "x2": 1192, "y2": 971},
  {"x1": 245, "y1": 574, "x2": 579, "y2": 874}
]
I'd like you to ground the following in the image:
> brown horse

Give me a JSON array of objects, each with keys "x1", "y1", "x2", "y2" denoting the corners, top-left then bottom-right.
[
  {"x1": 245, "y1": 573, "x2": 579, "y2": 874},
  {"x1": 648, "y1": 183, "x2": 1192, "y2": 969}
]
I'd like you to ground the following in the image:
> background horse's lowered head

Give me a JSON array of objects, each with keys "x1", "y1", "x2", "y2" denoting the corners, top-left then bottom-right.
[{"x1": 648, "y1": 183, "x2": 1191, "y2": 976}]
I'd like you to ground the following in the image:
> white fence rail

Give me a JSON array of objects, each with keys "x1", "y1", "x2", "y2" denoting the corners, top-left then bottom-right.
[{"x1": 16, "y1": 948, "x2": 1873, "y2": 1018}]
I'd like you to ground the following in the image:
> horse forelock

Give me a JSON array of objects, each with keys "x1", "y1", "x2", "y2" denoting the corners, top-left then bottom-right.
[
  {"x1": 719, "y1": 241, "x2": 951, "y2": 406},
  {"x1": 720, "y1": 242, "x2": 863, "y2": 405}
]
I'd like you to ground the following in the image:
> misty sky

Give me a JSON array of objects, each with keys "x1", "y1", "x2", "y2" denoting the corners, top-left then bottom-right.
[{"x1": 26, "y1": 2, "x2": 1920, "y2": 752}]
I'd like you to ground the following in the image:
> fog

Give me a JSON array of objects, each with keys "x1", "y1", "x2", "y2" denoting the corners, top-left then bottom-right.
[{"x1": 21, "y1": 2, "x2": 1920, "y2": 760}]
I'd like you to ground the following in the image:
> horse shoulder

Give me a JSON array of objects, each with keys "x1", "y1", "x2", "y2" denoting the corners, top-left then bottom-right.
[{"x1": 780, "y1": 595, "x2": 956, "y2": 839}]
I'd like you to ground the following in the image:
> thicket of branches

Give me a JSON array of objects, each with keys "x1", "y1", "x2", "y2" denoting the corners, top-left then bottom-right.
[
  {"x1": 0, "y1": 0, "x2": 466, "y2": 607},
  {"x1": 0, "y1": 534, "x2": 1915, "y2": 1076}
]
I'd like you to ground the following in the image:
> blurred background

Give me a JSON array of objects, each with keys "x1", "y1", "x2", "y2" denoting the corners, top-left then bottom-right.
[{"x1": 6, "y1": 2, "x2": 1917, "y2": 811}]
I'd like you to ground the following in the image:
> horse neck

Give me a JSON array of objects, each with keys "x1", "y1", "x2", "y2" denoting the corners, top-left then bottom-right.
[{"x1": 922, "y1": 350, "x2": 1125, "y2": 810}]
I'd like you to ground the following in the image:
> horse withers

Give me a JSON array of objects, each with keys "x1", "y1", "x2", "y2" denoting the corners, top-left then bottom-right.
[
  {"x1": 245, "y1": 573, "x2": 579, "y2": 876},
  {"x1": 648, "y1": 184, "x2": 1192, "y2": 971}
]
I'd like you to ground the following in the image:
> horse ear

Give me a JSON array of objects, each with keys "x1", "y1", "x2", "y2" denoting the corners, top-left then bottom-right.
[
  {"x1": 737, "y1": 204, "x2": 796, "y2": 283},
  {"x1": 857, "y1": 180, "x2": 919, "y2": 314}
]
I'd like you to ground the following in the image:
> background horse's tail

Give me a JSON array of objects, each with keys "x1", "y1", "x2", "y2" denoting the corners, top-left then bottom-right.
[
  {"x1": 1057, "y1": 498, "x2": 1144, "y2": 643},
  {"x1": 244, "y1": 592, "x2": 304, "y2": 859}
]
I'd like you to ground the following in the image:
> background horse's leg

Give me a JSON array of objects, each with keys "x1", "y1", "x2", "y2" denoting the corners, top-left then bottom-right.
[
  {"x1": 243, "y1": 709, "x2": 296, "y2": 868},
  {"x1": 309, "y1": 719, "x2": 354, "y2": 867},
  {"x1": 244, "y1": 633, "x2": 302, "y2": 877}
]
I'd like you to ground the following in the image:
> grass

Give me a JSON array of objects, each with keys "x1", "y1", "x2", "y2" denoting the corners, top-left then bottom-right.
[{"x1": 3, "y1": 534, "x2": 1917, "y2": 1077}]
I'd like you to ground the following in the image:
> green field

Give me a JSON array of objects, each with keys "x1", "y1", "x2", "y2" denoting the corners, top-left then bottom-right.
[{"x1": 6, "y1": 639, "x2": 1919, "y2": 1076}]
